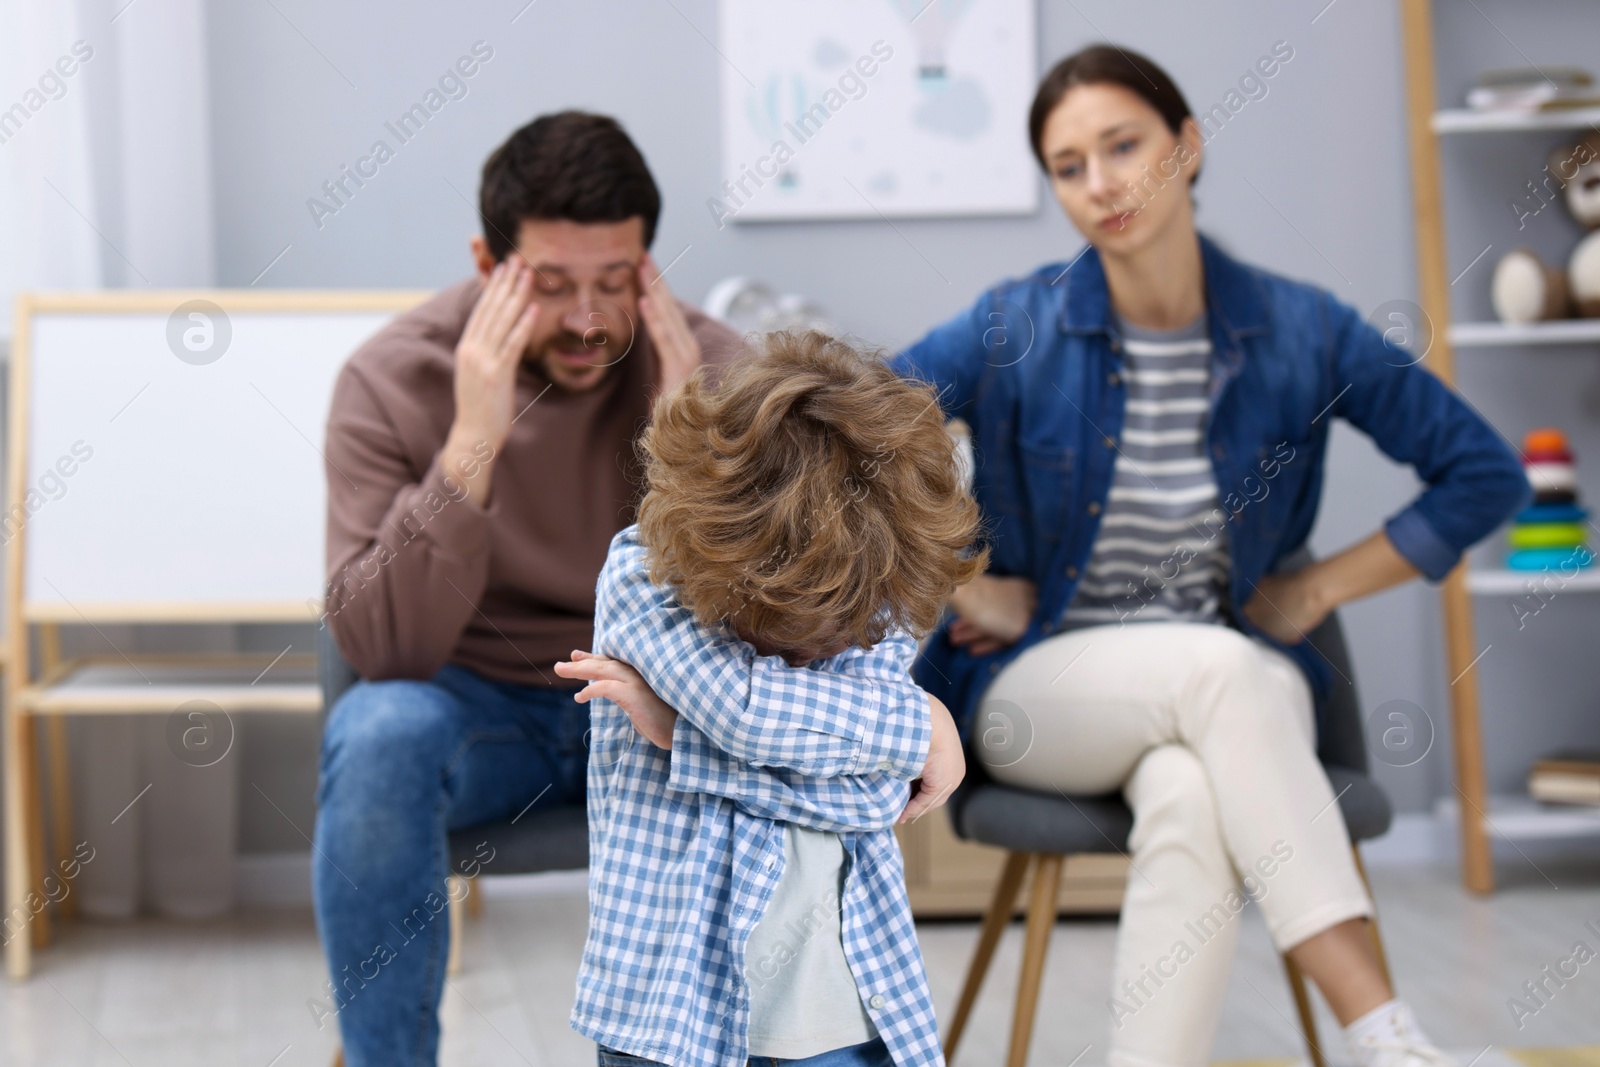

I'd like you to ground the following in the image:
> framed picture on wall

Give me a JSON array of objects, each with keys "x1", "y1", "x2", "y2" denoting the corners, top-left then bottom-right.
[{"x1": 714, "y1": 0, "x2": 1039, "y2": 224}]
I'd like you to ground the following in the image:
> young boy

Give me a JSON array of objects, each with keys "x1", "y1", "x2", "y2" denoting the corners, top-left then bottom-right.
[{"x1": 555, "y1": 330, "x2": 987, "y2": 1067}]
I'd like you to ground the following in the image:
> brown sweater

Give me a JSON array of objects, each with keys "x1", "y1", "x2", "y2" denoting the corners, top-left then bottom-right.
[{"x1": 323, "y1": 278, "x2": 742, "y2": 685}]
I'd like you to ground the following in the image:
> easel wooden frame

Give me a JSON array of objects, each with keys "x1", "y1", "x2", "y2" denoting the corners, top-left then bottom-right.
[{"x1": 4, "y1": 290, "x2": 426, "y2": 979}]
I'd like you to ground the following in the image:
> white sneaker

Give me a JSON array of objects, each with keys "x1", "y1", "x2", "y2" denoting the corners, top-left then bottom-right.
[
  {"x1": 1343, "y1": 999, "x2": 1461, "y2": 1067},
  {"x1": 1351, "y1": 1035, "x2": 1459, "y2": 1067}
]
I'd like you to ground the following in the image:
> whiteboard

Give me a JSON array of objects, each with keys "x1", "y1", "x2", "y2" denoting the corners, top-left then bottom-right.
[
  {"x1": 717, "y1": 0, "x2": 1039, "y2": 222},
  {"x1": 12, "y1": 294, "x2": 423, "y2": 619}
]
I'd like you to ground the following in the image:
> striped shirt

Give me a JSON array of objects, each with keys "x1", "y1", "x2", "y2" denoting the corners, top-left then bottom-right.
[
  {"x1": 1059, "y1": 309, "x2": 1230, "y2": 629},
  {"x1": 570, "y1": 525, "x2": 944, "y2": 1067}
]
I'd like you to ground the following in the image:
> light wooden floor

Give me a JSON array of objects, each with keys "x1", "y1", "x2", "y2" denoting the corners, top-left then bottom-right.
[{"x1": 1, "y1": 858, "x2": 1596, "y2": 1066}]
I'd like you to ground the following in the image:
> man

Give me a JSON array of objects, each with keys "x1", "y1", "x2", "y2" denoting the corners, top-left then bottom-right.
[{"x1": 312, "y1": 110, "x2": 740, "y2": 1066}]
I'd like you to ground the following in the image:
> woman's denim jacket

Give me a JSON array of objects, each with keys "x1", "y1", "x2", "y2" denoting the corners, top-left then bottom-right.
[{"x1": 888, "y1": 229, "x2": 1530, "y2": 742}]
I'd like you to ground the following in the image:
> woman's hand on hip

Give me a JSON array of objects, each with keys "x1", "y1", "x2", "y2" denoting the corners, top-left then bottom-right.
[
  {"x1": 1241, "y1": 567, "x2": 1331, "y2": 645},
  {"x1": 946, "y1": 574, "x2": 1036, "y2": 656},
  {"x1": 1243, "y1": 531, "x2": 1421, "y2": 644}
]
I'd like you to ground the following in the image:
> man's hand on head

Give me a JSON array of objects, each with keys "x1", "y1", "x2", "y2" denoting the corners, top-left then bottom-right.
[
  {"x1": 636, "y1": 251, "x2": 703, "y2": 400},
  {"x1": 555, "y1": 649, "x2": 678, "y2": 750},
  {"x1": 444, "y1": 259, "x2": 540, "y2": 508}
]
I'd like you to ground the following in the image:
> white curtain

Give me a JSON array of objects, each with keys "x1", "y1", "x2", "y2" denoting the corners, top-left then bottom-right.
[
  {"x1": 0, "y1": 2, "x2": 103, "y2": 331},
  {"x1": 2, "y1": 0, "x2": 233, "y2": 919}
]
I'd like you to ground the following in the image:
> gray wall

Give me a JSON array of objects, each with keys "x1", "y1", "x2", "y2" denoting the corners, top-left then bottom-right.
[{"x1": 197, "y1": 0, "x2": 1598, "y2": 850}]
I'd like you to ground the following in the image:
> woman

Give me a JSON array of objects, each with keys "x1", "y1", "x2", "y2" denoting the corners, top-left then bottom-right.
[{"x1": 888, "y1": 45, "x2": 1528, "y2": 1067}]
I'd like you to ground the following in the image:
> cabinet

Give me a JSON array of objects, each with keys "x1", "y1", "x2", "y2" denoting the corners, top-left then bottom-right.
[{"x1": 894, "y1": 814, "x2": 1128, "y2": 918}]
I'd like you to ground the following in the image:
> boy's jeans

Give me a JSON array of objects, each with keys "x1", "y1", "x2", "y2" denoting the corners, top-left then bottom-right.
[
  {"x1": 312, "y1": 662, "x2": 589, "y2": 1066},
  {"x1": 597, "y1": 1037, "x2": 895, "y2": 1067}
]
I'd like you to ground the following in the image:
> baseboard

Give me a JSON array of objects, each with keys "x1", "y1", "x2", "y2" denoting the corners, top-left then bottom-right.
[
  {"x1": 233, "y1": 852, "x2": 588, "y2": 909},
  {"x1": 234, "y1": 819, "x2": 1456, "y2": 909},
  {"x1": 1357, "y1": 811, "x2": 1452, "y2": 868},
  {"x1": 1356, "y1": 807, "x2": 1600, "y2": 870},
  {"x1": 236, "y1": 807, "x2": 1589, "y2": 908},
  {"x1": 235, "y1": 851, "x2": 314, "y2": 908},
  {"x1": 475, "y1": 869, "x2": 589, "y2": 898}
]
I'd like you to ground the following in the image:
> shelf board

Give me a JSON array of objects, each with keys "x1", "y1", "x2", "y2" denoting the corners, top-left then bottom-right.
[
  {"x1": 1466, "y1": 568, "x2": 1600, "y2": 595},
  {"x1": 1449, "y1": 320, "x2": 1600, "y2": 348},
  {"x1": 1436, "y1": 794, "x2": 1600, "y2": 841},
  {"x1": 15, "y1": 654, "x2": 322, "y2": 714},
  {"x1": 1432, "y1": 106, "x2": 1600, "y2": 134}
]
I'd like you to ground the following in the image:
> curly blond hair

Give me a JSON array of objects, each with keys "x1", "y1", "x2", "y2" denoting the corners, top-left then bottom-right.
[{"x1": 636, "y1": 329, "x2": 988, "y2": 663}]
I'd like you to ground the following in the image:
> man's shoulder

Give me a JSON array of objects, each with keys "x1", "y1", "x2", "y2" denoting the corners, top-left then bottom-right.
[
  {"x1": 341, "y1": 277, "x2": 479, "y2": 387},
  {"x1": 678, "y1": 301, "x2": 746, "y2": 369}
]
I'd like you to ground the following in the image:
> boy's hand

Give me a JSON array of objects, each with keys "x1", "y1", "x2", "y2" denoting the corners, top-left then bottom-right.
[
  {"x1": 899, "y1": 693, "x2": 965, "y2": 824},
  {"x1": 554, "y1": 650, "x2": 678, "y2": 750}
]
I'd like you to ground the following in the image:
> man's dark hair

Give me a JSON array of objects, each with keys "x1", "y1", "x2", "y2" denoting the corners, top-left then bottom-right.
[{"x1": 478, "y1": 111, "x2": 661, "y2": 259}]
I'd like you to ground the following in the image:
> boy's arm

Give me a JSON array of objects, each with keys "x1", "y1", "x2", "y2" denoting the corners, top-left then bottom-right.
[
  {"x1": 665, "y1": 715, "x2": 909, "y2": 831},
  {"x1": 557, "y1": 650, "x2": 962, "y2": 831},
  {"x1": 558, "y1": 651, "x2": 962, "y2": 830},
  {"x1": 592, "y1": 526, "x2": 931, "y2": 779}
]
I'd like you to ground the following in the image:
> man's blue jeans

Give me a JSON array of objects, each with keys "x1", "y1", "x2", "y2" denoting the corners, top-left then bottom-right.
[{"x1": 311, "y1": 662, "x2": 589, "y2": 1066}]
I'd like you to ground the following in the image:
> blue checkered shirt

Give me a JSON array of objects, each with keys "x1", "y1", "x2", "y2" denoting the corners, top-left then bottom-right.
[{"x1": 569, "y1": 525, "x2": 945, "y2": 1067}]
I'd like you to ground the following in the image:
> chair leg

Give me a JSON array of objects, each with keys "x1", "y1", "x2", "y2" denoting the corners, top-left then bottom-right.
[
  {"x1": 944, "y1": 852, "x2": 1031, "y2": 1061},
  {"x1": 1280, "y1": 952, "x2": 1328, "y2": 1067},
  {"x1": 1007, "y1": 854, "x2": 1063, "y2": 1067},
  {"x1": 466, "y1": 875, "x2": 484, "y2": 918},
  {"x1": 330, "y1": 1049, "x2": 343, "y2": 1067},
  {"x1": 1351, "y1": 846, "x2": 1394, "y2": 990},
  {"x1": 446, "y1": 874, "x2": 466, "y2": 976}
]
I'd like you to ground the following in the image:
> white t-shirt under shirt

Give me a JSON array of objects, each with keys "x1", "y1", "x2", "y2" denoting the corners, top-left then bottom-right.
[
  {"x1": 1059, "y1": 306, "x2": 1231, "y2": 630},
  {"x1": 744, "y1": 825, "x2": 878, "y2": 1058}
]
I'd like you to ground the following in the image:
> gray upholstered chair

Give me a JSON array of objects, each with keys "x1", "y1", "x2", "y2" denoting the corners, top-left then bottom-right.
[
  {"x1": 315, "y1": 625, "x2": 588, "y2": 974},
  {"x1": 942, "y1": 549, "x2": 1395, "y2": 1067}
]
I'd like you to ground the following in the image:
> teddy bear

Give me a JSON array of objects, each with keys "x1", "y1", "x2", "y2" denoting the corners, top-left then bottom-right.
[{"x1": 1490, "y1": 131, "x2": 1600, "y2": 323}]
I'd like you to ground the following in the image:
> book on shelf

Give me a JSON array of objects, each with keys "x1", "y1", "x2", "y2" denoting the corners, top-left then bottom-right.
[
  {"x1": 1529, "y1": 750, "x2": 1600, "y2": 806},
  {"x1": 1467, "y1": 65, "x2": 1600, "y2": 112}
]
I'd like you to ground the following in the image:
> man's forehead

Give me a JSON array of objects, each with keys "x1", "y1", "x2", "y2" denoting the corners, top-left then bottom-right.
[{"x1": 513, "y1": 217, "x2": 644, "y2": 274}]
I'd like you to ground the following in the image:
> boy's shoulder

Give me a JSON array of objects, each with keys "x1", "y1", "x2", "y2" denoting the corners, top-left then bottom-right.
[
  {"x1": 601, "y1": 524, "x2": 655, "y2": 590},
  {"x1": 604, "y1": 524, "x2": 643, "y2": 556},
  {"x1": 606, "y1": 522, "x2": 646, "y2": 559}
]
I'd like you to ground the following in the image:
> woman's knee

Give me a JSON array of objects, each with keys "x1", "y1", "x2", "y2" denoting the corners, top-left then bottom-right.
[
  {"x1": 1179, "y1": 629, "x2": 1304, "y2": 736},
  {"x1": 1125, "y1": 745, "x2": 1220, "y2": 845},
  {"x1": 1183, "y1": 626, "x2": 1266, "y2": 685}
]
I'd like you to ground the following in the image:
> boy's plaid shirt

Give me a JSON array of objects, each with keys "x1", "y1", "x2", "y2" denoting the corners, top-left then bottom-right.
[{"x1": 569, "y1": 525, "x2": 946, "y2": 1067}]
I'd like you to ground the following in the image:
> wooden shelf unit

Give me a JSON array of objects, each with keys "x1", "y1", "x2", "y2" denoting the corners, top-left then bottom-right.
[{"x1": 1401, "y1": 0, "x2": 1600, "y2": 892}]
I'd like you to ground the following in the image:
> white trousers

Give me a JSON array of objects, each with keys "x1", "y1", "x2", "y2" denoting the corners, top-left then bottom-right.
[{"x1": 976, "y1": 622, "x2": 1374, "y2": 1067}]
